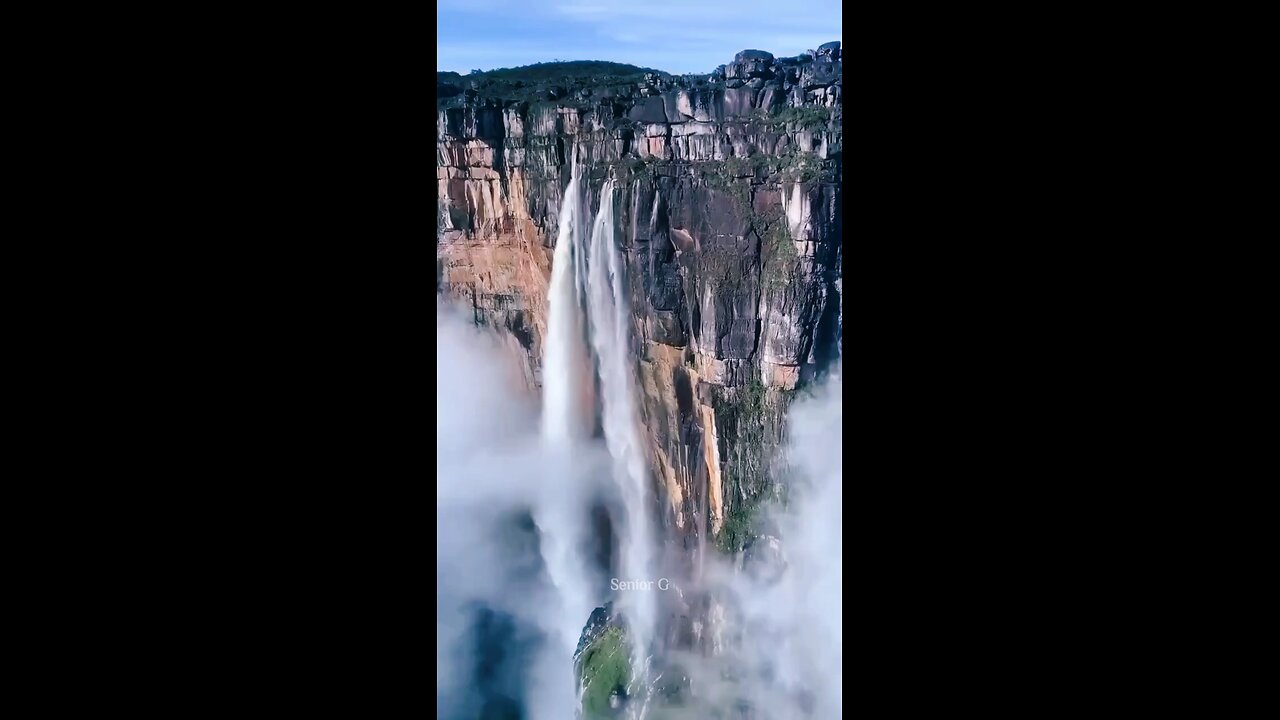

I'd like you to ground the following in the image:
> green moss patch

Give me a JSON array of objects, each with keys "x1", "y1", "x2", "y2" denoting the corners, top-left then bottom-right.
[
  {"x1": 578, "y1": 626, "x2": 631, "y2": 718},
  {"x1": 768, "y1": 106, "x2": 834, "y2": 130},
  {"x1": 716, "y1": 501, "x2": 758, "y2": 553}
]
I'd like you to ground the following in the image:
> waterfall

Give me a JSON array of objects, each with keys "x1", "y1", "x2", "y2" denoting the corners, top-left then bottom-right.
[
  {"x1": 543, "y1": 148, "x2": 584, "y2": 444},
  {"x1": 532, "y1": 146, "x2": 599, "y2": 717},
  {"x1": 453, "y1": 157, "x2": 841, "y2": 718},
  {"x1": 584, "y1": 179, "x2": 656, "y2": 684},
  {"x1": 539, "y1": 167, "x2": 657, "y2": 717}
]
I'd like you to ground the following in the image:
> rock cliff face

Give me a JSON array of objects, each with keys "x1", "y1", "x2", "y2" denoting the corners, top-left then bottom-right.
[{"x1": 437, "y1": 45, "x2": 842, "y2": 554}]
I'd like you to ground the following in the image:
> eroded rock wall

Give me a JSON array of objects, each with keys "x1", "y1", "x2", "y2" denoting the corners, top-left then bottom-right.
[{"x1": 437, "y1": 45, "x2": 842, "y2": 552}]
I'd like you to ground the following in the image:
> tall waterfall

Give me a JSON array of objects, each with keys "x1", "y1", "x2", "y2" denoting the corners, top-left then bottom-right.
[
  {"x1": 543, "y1": 149, "x2": 585, "y2": 444},
  {"x1": 533, "y1": 148, "x2": 597, "y2": 707},
  {"x1": 584, "y1": 179, "x2": 656, "y2": 681},
  {"x1": 539, "y1": 168, "x2": 657, "y2": 717}
]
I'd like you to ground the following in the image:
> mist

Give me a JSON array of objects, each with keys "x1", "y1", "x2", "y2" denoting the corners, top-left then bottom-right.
[
  {"x1": 672, "y1": 377, "x2": 845, "y2": 718},
  {"x1": 436, "y1": 296, "x2": 843, "y2": 718},
  {"x1": 747, "y1": 377, "x2": 844, "y2": 717},
  {"x1": 436, "y1": 302, "x2": 612, "y2": 720}
]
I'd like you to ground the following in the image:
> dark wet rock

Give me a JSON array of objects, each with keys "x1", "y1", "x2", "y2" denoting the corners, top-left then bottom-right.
[
  {"x1": 743, "y1": 534, "x2": 786, "y2": 584},
  {"x1": 652, "y1": 659, "x2": 693, "y2": 707},
  {"x1": 628, "y1": 95, "x2": 669, "y2": 123},
  {"x1": 726, "y1": 51, "x2": 775, "y2": 81},
  {"x1": 801, "y1": 60, "x2": 840, "y2": 89},
  {"x1": 575, "y1": 602, "x2": 618, "y2": 660}
]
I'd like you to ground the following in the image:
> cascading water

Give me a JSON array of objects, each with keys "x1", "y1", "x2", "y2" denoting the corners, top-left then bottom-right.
[
  {"x1": 532, "y1": 147, "x2": 599, "y2": 715},
  {"x1": 538, "y1": 166, "x2": 658, "y2": 717},
  {"x1": 543, "y1": 147, "x2": 585, "y2": 444},
  {"x1": 584, "y1": 179, "x2": 657, "y2": 698}
]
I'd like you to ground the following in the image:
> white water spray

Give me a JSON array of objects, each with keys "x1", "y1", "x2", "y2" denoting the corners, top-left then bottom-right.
[
  {"x1": 436, "y1": 305, "x2": 596, "y2": 720},
  {"x1": 584, "y1": 179, "x2": 657, "y2": 680},
  {"x1": 539, "y1": 167, "x2": 659, "y2": 716},
  {"x1": 531, "y1": 146, "x2": 602, "y2": 715},
  {"x1": 543, "y1": 148, "x2": 585, "y2": 444}
]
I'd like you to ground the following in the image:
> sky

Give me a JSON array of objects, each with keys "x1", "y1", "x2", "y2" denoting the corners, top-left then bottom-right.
[{"x1": 437, "y1": 0, "x2": 842, "y2": 75}]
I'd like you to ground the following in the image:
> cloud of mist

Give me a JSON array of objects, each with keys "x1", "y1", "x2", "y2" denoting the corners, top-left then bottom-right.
[
  {"x1": 689, "y1": 377, "x2": 844, "y2": 718},
  {"x1": 436, "y1": 303, "x2": 612, "y2": 720},
  {"x1": 772, "y1": 377, "x2": 844, "y2": 715},
  {"x1": 436, "y1": 299, "x2": 842, "y2": 719}
]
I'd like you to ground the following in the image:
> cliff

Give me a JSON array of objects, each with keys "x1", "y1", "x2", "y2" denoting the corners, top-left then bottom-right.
[{"x1": 436, "y1": 44, "x2": 842, "y2": 555}]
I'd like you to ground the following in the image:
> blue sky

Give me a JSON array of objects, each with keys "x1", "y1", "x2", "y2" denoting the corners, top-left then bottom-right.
[{"x1": 437, "y1": 0, "x2": 842, "y2": 75}]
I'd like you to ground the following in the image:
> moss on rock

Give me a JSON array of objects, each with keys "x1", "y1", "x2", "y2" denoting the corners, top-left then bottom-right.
[{"x1": 578, "y1": 625, "x2": 631, "y2": 718}]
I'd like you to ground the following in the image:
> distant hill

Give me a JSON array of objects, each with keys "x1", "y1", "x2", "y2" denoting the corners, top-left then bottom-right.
[
  {"x1": 454, "y1": 60, "x2": 668, "y2": 82},
  {"x1": 436, "y1": 61, "x2": 675, "y2": 108}
]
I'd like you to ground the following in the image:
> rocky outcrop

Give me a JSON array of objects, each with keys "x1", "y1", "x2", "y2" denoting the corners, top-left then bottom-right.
[
  {"x1": 437, "y1": 45, "x2": 842, "y2": 553},
  {"x1": 575, "y1": 603, "x2": 631, "y2": 718},
  {"x1": 576, "y1": 601, "x2": 696, "y2": 718}
]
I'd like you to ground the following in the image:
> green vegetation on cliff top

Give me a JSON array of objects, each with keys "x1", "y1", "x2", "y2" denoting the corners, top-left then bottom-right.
[
  {"x1": 438, "y1": 61, "x2": 671, "y2": 109},
  {"x1": 463, "y1": 60, "x2": 668, "y2": 81}
]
